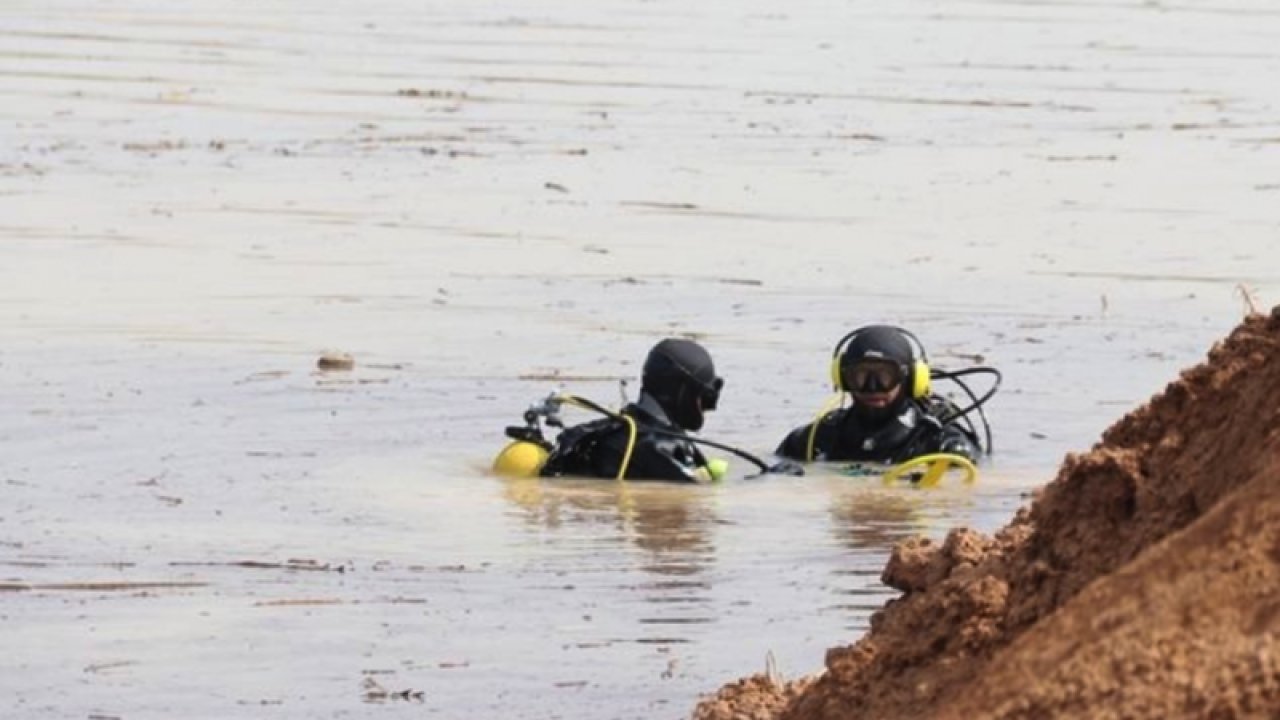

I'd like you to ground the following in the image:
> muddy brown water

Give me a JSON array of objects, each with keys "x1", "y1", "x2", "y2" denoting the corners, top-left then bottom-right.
[{"x1": 3, "y1": 0, "x2": 1279, "y2": 718}]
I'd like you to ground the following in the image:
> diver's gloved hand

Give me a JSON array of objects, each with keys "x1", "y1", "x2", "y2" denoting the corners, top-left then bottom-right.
[
  {"x1": 766, "y1": 459, "x2": 805, "y2": 476},
  {"x1": 939, "y1": 436, "x2": 980, "y2": 462}
]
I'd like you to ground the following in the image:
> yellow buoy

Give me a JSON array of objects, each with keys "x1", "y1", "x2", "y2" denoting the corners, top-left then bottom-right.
[
  {"x1": 693, "y1": 458, "x2": 730, "y2": 484},
  {"x1": 493, "y1": 440, "x2": 550, "y2": 478},
  {"x1": 707, "y1": 458, "x2": 729, "y2": 482}
]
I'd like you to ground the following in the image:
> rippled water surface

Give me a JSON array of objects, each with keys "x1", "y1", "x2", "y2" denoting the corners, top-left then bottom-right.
[{"x1": 3, "y1": 0, "x2": 1279, "y2": 717}]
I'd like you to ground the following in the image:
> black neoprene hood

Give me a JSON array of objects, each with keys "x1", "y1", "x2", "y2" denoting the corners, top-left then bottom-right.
[
  {"x1": 841, "y1": 325, "x2": 913, "y2": 368},
  {"x1": 642, "y1": 338, "x2": 717, "y2": 394}
]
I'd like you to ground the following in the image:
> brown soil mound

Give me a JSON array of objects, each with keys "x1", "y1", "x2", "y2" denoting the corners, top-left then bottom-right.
[{"x1": 695, "y1": 309, "x2": 1280, "y2": 720}]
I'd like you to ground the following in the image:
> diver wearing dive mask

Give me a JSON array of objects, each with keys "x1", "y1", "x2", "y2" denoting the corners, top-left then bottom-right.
[
  {"x1": 540, "y1": 338, "x2": 726, "y2": 482},
  {"x1": 640, "y1": 338, "x2": 723, "y2": 432},
  {"x1": 776, "y1": 325, "x2": 986, "y2": 464}
]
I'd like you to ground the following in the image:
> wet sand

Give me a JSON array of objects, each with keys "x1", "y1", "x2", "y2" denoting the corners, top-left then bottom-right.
[{"x1": 2, "y1": 0, "x2": 1279, "y2": 718}]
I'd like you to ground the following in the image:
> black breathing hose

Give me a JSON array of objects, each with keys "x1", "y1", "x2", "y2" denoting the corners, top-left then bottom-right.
[
  {"x1": 928, "y1": 367, "x2": 1001, "y2": 454},
  {"x1": 561, "y1": 394, "x2": 775, "y2": 474}
]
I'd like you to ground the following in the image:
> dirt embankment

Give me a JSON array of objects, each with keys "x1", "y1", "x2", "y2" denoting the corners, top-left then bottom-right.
[{"x1": 696, "y1": 309, "x2": 1280, "y2": 720}]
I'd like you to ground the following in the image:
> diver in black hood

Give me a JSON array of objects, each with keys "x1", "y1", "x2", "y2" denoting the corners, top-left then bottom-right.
[
  {"x1": 639, "y1": 337, "x2": 722, "y2": 432},
  {"x1": 776, "y1": 325, "x2": 987, "y2": 464},
  {"x1": 539, "y1": 338, "x2": 727, "y2": 482}
]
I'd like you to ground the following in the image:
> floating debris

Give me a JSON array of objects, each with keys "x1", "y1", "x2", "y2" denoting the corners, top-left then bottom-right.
[{"x1": 317, "y1": 352, "x2": 355, "y2": 371}]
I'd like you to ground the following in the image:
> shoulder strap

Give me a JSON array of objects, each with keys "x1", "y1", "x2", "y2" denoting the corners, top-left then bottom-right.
[{"x1": 540, "y1": 417, "x2": 624, "y2": 476}]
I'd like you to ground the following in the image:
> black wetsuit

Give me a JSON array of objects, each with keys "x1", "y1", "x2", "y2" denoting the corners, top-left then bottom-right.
[
  {"x1": 776, "y1": 396, "x2": 980, "y2": 464},
  {"x1": 540, "y1": 393, "x2": 711, "y2": 483}
]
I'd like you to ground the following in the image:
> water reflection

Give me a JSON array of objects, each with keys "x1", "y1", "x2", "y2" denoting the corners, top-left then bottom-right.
[
  {"x1": 502, "y1": 478, "x2": 711, "y2": 546},
  {"x1": 820, "y1": 475, "x2": 988, "y2": 632},
  {"x1": 827, "y1": 487, "x2": 936, "y2": 554},
  {"x1": 501, "y1": 477, "x2": 718, "y2": 637}
]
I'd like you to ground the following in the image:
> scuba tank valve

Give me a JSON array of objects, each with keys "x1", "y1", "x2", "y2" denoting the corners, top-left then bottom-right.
[{"x1": 492, "y1": 393, "x2": 562, "y2": 478}]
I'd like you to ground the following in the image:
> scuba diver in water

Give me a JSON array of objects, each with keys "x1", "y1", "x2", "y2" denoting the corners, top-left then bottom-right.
[
  {"x1": 495, "y1": 338, "x2": 802, "y2": 482},
  {"x1": 542, "y1": 338, "x2": 723, "y2": 482},
  {"x1": 776, "y1": 325, "x2": 999, "y2": 465}
]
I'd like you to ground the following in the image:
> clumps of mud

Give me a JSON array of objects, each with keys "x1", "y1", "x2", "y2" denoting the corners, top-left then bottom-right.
[
  {"x1": 694, "y1": 674, "x2": 817, "y2": 720},
  {"x1": 695, "y1": 308, "x2": 1280, "y2": 720}
]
